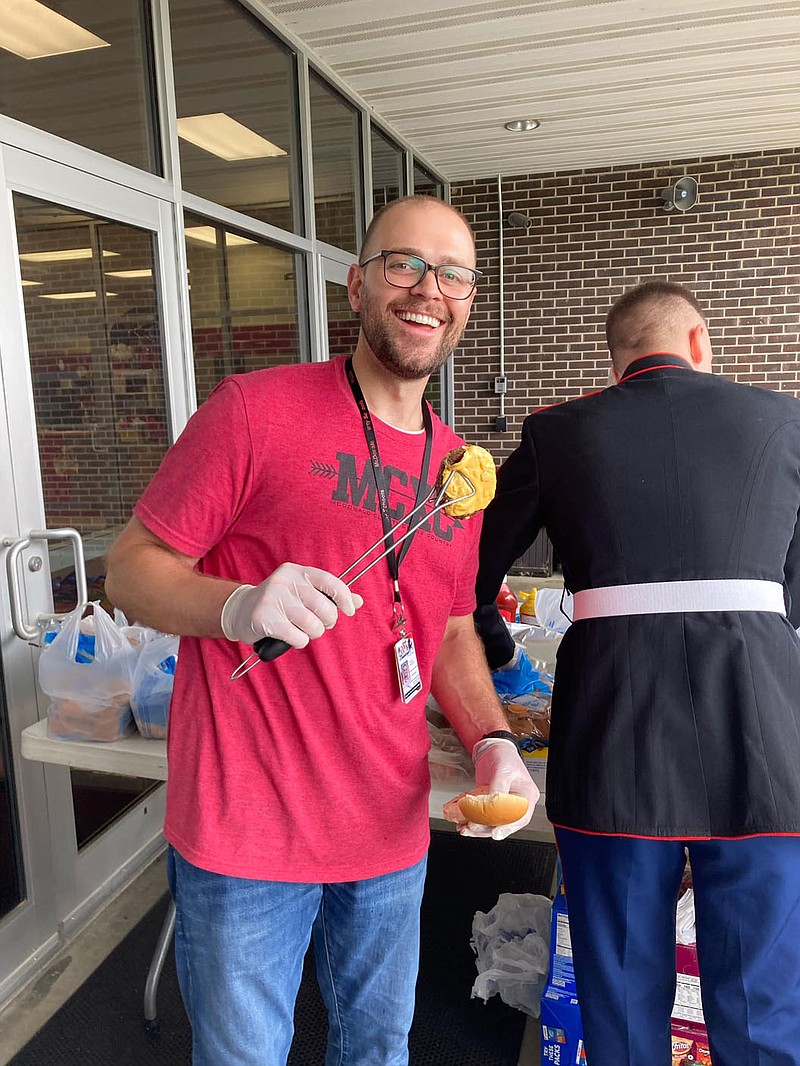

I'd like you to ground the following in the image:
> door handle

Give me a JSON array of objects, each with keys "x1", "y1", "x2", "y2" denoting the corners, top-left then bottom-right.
[{"x1": 3, "y1": 527, "x2": 89, "y2": 641}]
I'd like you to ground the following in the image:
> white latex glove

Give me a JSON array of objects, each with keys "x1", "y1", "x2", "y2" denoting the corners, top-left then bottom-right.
[
  {"x1": 460, "y1": 737, "x2": 540, "y2": 841},
  {"x1": 220, "y1": 563, "x2": 363, "y2": 648}
]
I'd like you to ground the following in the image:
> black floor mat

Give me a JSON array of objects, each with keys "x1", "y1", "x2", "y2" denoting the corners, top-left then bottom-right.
[{"x1": 10, "y1": 831, "x2": 555, "y2": 1065}]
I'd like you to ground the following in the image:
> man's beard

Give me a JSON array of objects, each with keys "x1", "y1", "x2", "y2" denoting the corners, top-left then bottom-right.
[{"x1": 359, "y1": 296, "x2": 465, "y2": 381}]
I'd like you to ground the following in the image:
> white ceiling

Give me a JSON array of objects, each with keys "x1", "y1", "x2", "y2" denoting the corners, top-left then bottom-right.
[{"x1": 265, "y1": 0, "x2": 800, "y2": 182}]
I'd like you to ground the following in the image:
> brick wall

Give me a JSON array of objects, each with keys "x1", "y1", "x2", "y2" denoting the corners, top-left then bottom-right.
[{"x1": 451, "y1": 147, "x2": 800, "y2": 461}]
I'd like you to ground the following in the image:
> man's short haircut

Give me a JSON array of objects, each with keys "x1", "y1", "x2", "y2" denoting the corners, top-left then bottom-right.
[
  {"x1": 606, "y1": 281, "x2": 706, "y2": 369},
  {"x1": 360, "y1": 195, "x2": 476, "y2": 263}
]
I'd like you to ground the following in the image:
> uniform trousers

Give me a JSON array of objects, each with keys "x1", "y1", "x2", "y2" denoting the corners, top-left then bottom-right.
[
  {"x1": 554, "y1": 828, "x2": 800, "y2": 1066},
  {"x1": 167, "y1": 846, "x2": 427, "y2": 1066}
]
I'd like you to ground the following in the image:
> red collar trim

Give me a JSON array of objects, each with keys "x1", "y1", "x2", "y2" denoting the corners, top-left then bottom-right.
[{"x1": 619, "y1": 353, "x2": 693, "y2": 383}]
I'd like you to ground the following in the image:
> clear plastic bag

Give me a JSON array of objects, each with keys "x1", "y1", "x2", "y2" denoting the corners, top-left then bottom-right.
[
  {"x1": 130, "y1": 633, "x2": 178, "y2": 739},
  {"x1": 427, "y1": 720, "x2": 473, "y2": 782},
  {"x1": 471, "y1": 892, "x2": 552, "y2": 1017},
  {"x1": 39, "y1": 602, "x2": 137, "y2": 742}
]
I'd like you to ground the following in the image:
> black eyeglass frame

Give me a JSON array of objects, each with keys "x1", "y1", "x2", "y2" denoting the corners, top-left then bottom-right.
[{"x1": 359, "y1": 250, "x2": 483, "y2": 300}]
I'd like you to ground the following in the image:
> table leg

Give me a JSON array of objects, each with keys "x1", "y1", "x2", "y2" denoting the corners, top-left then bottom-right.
[{"x1": 144, "y1": 897, "x2": 176, "y2": 1035}]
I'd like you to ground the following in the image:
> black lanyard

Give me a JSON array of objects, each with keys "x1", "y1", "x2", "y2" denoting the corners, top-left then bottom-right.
[{"x1": 345, "y1": 358, "x2": 433, "y2": 609}]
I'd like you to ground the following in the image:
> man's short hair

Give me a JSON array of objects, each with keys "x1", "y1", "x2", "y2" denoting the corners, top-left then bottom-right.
[
  {"x1": 360, "y1": 195, "x2": 476, "y2": 263},
  {"x1": 606, "y1": 281, "x2": 705, "y2": 367}
]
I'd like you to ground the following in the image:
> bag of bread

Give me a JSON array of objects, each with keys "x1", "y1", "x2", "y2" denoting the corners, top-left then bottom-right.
[
  {"x1": 39, "y1": 602, "x2": 137, "y2": 742},
  {"x1": 503, "y1": 697, "x2": 551, "y2": 749}
]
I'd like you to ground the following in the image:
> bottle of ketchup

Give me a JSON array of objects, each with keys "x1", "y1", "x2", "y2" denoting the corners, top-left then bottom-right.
[{"x1": 495, "y1": 579, "x2": 518, "y2": 623}]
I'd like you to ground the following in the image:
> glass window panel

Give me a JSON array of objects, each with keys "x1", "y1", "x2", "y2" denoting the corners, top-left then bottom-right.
[
  {"x1": 309, "y1": 72, "x2": 361, "y2": 254},
  {"x1": 0, "y1": 659, "x2": 25, "y2": 920},
  {"x1": 170, "y1": 0, "x2": 300, "y2": 233},
  {"x1": 69, "y1": 770, "x2": 157, "y2": 849},
  {"x1": 14, "y1": 193, "x2": 170, "y2": 848},
  {"x1": 413, "y1": 162, "x2": 444, "y2": 199},
  {"x1": 185, "y1": 213, "x2": 302, "y2": 404},
  {"x1": 0, "y1": 0, "x2": 159, "y2": 173},
  {"x1": 370, "y1": 125, "x2": 405, "y2": 213},
  {"x1": 325, "y1": 281, "x2": 360, "y2": 360}
]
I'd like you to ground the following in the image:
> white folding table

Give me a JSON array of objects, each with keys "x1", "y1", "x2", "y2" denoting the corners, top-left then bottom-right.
[{"x1": 21, "y1": 718, "x2": 555, "y2": 1031}]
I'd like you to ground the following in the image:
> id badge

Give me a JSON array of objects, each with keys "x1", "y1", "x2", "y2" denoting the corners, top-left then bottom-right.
[{"x1": 394, "y1": 635, "x2": 422, "y2": 703}]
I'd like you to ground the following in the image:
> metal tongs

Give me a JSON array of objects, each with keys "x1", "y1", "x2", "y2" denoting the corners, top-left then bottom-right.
[{"x1": 231, "y1": 469, "x2": 476, "y2": 679}]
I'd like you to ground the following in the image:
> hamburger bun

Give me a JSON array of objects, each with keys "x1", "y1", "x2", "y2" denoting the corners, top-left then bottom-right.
[{"x1": 443, "y1": 787, "x2": 529, "y2": 827}]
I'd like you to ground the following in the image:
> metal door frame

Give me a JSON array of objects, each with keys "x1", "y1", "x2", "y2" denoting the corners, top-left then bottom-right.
[{"x1": 0, "y1": 146, "x2": 188, "y2": 1003}]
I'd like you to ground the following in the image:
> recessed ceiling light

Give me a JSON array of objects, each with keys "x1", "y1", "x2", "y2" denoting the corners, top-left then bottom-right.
[
  {"x1": 105, "y1": 268, "x2": 153, "y2": 278},
  {"x1": 21, "y1": 279, "x2": 41, "y2": 286},
  {"x1": 504, "y1": 118, "x2": 540, "y2": 132},
  {"x1": 177, "y1": 114, "x2": 287, "y2": 161},
  {"x1": 0, "y1": 0, "x2": 110, "y2": 60}
]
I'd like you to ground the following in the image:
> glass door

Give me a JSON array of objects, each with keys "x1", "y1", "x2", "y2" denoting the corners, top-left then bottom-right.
[{"x1": 0, "y1": 147, "x2": 187, "y2": 1001}]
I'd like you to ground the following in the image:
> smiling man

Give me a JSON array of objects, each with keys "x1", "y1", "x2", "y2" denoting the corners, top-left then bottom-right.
[
  {"x1": 351, "y1": 198, "x2": 477, "y2": 387},
  {"x1": 105, "y1": 194, "x2": 537, "y2": 1066}
]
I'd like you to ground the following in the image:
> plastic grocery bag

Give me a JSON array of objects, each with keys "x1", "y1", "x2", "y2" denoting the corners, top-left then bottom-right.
[
  {"x1": 39, "y1": 602, "x2": 138, "y2": 742},
  {"x1": 491, "y1": 646, "x2": 551, "y2": 698},
  {"x1": 130, "y1": 633, "x2": 178, "y2": 739},
  {"x1": 471, "y1": 892, "x2": 552, "y2": 1017},
  {"x1": 533, "y1": 587, "x2": 573, "y2": 635}
]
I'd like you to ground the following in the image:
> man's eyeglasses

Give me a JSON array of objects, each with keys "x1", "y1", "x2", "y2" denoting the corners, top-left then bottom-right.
[{"x1": 359, "y1": 250, "x2": 482, "y2": 300}]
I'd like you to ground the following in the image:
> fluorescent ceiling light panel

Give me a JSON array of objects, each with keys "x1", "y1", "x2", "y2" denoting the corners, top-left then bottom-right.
[
  {"x1": 40, "y1": 290, "x2": 117, "y2": 300},
  {"x1": 105, "y1": 268, "x2": 153, "y2": 278},
  {"x1": 19, "y1": 248, "x2": 119, "y2": 263},
  {"x1": 177, "y1": 113, "x2": 286, "y2": 161},
  {"x1": 1, "y1": 0, "x2": 110, "y2": 60},
  {"x1": 184, "y1": 226, "x2": 257, "y2": 248},
  {"x1": 21, "y1": 279, "x2": 41, "y2": 286}
]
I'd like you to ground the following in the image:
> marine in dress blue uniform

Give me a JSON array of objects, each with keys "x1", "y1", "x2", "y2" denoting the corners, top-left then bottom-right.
[{"x1": 475, "y1": 282, "x2": 800, "y2": 1066}]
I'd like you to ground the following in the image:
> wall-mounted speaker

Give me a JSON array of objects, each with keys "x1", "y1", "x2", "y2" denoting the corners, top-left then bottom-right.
[{"x1": 659, "y1": 176, "x2": 699, "y2": 212}]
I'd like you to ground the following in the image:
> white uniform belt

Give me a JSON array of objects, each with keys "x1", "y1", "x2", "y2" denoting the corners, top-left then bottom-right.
[{"x1": 572, "y1": 579, "x2": 786, "y2": 621}]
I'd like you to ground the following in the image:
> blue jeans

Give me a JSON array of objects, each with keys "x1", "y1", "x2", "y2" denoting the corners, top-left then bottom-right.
[{"x1": 167, "y1": 846, "x2": 427, "y2": 1066}]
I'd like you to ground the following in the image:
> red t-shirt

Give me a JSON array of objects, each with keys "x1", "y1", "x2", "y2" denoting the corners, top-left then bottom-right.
[{"x1": 135, "y1": 357, "x2": 482, "y2": 881}]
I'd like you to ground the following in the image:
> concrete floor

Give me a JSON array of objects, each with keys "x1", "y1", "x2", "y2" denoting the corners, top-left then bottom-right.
[{"x1": 0, "y1": 854, "x2": 168, "y2": 1064}]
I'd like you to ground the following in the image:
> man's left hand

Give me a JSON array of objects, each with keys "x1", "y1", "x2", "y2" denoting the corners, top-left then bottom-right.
[{"x1": 460, "y1": 737, "x2": 540, "y2": 841}]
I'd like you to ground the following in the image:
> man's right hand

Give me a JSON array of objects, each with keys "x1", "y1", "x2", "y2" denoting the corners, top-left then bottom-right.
[{"x1": 220, "y1": 564, "x2": 363, "y2": 648}]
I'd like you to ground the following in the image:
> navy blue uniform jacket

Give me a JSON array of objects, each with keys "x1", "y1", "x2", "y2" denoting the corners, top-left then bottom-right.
[{"x1": 475, "y1": 354, "x2": 800, "y2": 838}]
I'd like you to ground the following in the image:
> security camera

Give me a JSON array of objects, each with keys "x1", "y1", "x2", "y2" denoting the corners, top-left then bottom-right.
[{"x1": 506, "y1": 211, "x2": 533, "y2": 230}]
